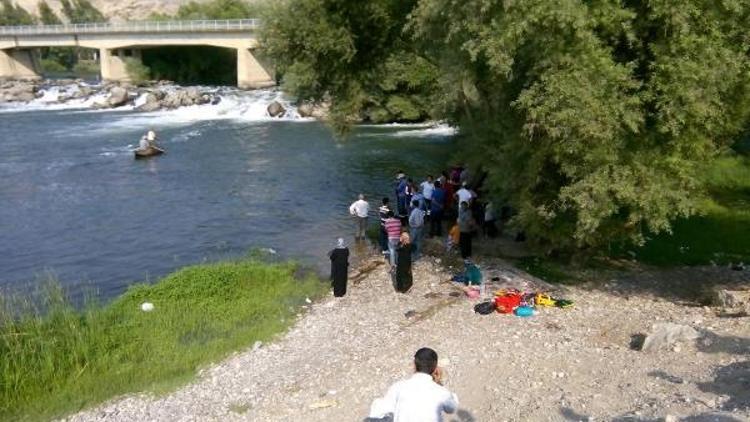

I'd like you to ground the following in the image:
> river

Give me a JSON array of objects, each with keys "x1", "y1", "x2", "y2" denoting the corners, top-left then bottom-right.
[{"x1": 0, "y1": 88, "x2": 455, "y2": 300}]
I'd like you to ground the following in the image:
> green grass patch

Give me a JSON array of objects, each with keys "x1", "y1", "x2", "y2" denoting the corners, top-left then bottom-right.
[
  {"x1": 628, "y1": 155, "x2": 750, "y2": 266},
  {"x1": 0, "y1": 258, "x2": 326, "y2": 421}
]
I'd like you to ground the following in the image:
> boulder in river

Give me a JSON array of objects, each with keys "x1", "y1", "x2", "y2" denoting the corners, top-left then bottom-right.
[
  {"x1": 107, "y1": 86, "x2": 129, "y2": 108},
  {"x1": 135, "y1": 93, "x2": 161, "y2": 112},
  {"x1": 0, "y1": 81, "x2": 37, "y2": 103},
  {"x1": 297, "y1": 101, "x2": 314, "y2": 118},
  {"x1": 267, "y1": 101, "x2": 285, "y2": 118}
]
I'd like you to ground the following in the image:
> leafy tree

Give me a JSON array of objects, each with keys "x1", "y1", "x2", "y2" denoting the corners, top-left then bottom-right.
[
  {"x1": 264, "y1": 0, "x2": 750, "y2": 252},
  {"x1": 176, "y1": 0, "x2": 261, "y2": 20},
  {"x1": 124, "y1": 58, "x2": 151, "y2": 85},
  {"x1": 409, "y1": 0, "x2": 750, "y2": 251},
  {"x1": 37, "y1": 0, "x2": 61, "y2": 24},
  {"x1": 60, "y1": 0, "x2": 105, "y2": 23},
  {"x1": 0, "y1": 0, "x2": 36, "y2": 25},
  {"x1": 261, "y1": 0, "x2": 437, "y2": 130}
]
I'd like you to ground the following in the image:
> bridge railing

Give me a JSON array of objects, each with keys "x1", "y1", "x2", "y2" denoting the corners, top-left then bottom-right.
[{"x1": 0, "y1": 19, "x2": 260, "y2": 36}]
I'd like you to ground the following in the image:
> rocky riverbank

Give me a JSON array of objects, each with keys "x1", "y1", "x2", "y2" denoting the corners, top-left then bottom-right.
[
  {"x1": 0, "y1": 79, "x2": 328, "y2": 118},
  {"x1": 61, "y1": 242, "x2": 750, "y2": 422}
]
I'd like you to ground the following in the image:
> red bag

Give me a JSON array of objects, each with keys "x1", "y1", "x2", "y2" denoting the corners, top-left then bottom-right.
[{"x1": 495, "y1": 293, "x2": 522, "y2": 314}]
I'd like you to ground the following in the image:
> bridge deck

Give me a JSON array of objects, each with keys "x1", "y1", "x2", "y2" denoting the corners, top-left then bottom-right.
[{"x1": 0, "y1": 19, "x2": 259, "y2": 36}]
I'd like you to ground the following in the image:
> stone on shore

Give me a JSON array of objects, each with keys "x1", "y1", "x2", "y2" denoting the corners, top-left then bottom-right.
[{"x1": 640, "y1": 323, "x2": 700, "y2": 352}]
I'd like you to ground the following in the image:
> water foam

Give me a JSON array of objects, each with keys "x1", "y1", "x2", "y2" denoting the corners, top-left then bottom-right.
[{"x1": 0, "y1": 84, "x2": 301, "y2": 122}]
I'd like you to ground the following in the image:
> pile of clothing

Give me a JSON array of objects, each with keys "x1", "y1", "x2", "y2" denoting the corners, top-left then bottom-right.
[
  {"x1": 452, "y1": 261, "x2": 574, "y2": 316},
  {"x1": 473, "y1": 289, "x2": 574, "y2": 316}
]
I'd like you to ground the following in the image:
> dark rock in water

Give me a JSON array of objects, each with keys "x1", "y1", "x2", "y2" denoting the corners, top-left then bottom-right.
[
  {"x1": 211, "y1": 96, "x2": 221, "y2": 105},
  {"x1": 267, "y1": 101, "x2": 285, "y2": 118}
]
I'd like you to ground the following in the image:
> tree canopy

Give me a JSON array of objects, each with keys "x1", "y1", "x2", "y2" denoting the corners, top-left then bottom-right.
[
  {"x1": 176, "y1": 0, "x2": 261, "y2": 20},
  {"x1": 261, "y1": 0, "x2": 438, "y2": 129},
  {"x1": 0, "y1": 0, "x2": 35, "y2": 25},
  {"x1": 60, "y1": 0, "x2": 105, "y2": 23},
  {"x1": 263, "y1": 0, "x2": 750, "y2": 252},
  {"x1": 37, "y1": 0, "x2": 61, "y2": 25}
]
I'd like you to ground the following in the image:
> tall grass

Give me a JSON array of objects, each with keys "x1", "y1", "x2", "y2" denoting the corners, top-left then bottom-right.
[{"x1": 0, "y1": 258, "x2": 325, "y2": 421}]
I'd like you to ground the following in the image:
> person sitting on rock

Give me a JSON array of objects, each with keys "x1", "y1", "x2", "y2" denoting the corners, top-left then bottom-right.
[
  {"x1": 146, "y1": 129, "x2": 158, "y2": 147},
  {"x1": 368, "y1": 347, "x2": 458, "y2": 422},
  {"x1": 138, "y1": 134, "x2": 150, "y2": 151}
]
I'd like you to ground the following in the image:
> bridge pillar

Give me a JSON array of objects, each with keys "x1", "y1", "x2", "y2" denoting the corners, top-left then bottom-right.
[
  {"x1": 237, "y1": 48, "x2": 274, "y2": 89},
  {"x1": 0, "y1": 49, "x2": 42, "y2": 80},
  {"x1": 100, "y1": 48, "x2": 142, "y2": 83}
]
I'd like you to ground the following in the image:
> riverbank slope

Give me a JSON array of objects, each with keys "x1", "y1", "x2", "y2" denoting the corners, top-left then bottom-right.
[{"x1": 63, "y1": 252, "x2": 750, "y2": 421}]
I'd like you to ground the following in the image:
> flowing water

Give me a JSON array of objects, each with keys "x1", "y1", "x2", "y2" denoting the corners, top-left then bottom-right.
[{"x1": 0, "y1": 87, "x2": 455, "y2": 300}]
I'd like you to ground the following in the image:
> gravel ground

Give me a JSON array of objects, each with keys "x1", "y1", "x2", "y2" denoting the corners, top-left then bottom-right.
[{"x1": 63, "y1": 252, "x2": 750, "y2": 422}]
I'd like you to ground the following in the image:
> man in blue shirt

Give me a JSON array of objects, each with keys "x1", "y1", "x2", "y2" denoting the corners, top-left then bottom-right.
[
  {"x1": 395, "y1": 171, "x2": 408, "y2": 217},
  {"x1": 430, "y1": 181, "x2": 446, "y2": 237}
]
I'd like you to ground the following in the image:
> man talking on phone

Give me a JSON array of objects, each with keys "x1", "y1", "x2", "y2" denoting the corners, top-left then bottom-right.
[{"x1": 368, "y1": 348, "x2": 459, "y2": 422}]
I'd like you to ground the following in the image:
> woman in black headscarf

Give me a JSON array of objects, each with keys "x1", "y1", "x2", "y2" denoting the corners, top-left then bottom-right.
[
  {"x1": 328, "y1": 237, "x2": 349, "y2": 297},
  {"x1": 395, "y1": 232, "x2": 415, "y2": 293}
]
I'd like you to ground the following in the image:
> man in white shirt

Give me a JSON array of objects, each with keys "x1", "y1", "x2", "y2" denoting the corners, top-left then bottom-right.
[
  {"x1": 420, "y1": 175, "x2": 435, "y2": 210},
  {"x1": 368, "y1": 348, "x2": 459, "y2": 422},
  {"x1": 455, "y1": 182, "x2": 474, "y2": 206},
  {"x1": 349, "y1": 193, "x2": 370, "y2": 240}
]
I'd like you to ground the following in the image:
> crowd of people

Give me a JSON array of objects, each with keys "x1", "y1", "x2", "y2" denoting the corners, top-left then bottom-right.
[
  {"x1": 329, "y1": 168, "x2": 491, "y2": 420},
  {"x1": 328, "y1": 165, "x2": 501, "y2": 302},
  {"x1": 332, "y1": 166, "x2": 498, "y2": 297}
]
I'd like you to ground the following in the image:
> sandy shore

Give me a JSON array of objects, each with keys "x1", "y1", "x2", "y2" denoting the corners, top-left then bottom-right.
[{"x1": 63, "y1": 249, "x2": 750, "y2": 422}]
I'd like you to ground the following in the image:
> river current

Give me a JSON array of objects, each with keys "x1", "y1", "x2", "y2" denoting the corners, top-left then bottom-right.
[{"x1": 0, "y1": 87, "x2": 455, "y2": 300}]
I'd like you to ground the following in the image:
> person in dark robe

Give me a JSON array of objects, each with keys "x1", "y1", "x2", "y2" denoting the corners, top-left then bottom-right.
[
  {"x1": 395, "y1": 232, "x2": 415, "y2": 293},
  {"x1": 328, "y1": 238, "x2": 349, "y2": 297}
]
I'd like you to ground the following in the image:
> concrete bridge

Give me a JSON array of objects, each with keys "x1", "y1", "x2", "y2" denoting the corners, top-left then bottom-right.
[{"x1": 0, "y1": 19, "x2": 274, "y2": 89}]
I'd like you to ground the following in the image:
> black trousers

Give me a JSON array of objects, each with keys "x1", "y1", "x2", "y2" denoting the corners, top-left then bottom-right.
[
  {"x1": 459, "y1": 231, "x2": 472, "y2": 258},
  {"x1": 430, "y1": 209, "x2": 443, "y2": 237}
]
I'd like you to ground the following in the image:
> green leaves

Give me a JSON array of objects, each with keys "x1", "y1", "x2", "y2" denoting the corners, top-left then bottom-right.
[
  {"x1": 0, "y1": 0, "x2": 36, "y2": 25},
  {"x1": 60, "y1": 0, "x2": 106, "y2": 23},
  {"x1": 264, "y1": 0, "x2": 750, "y2": 253},
  {"x1": 261, "y1": 0, "x2": 436, "y2": 126}
]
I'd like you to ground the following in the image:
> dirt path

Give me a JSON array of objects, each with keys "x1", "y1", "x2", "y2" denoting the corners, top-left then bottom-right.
[{"x1": 64, "y1": 256, "x2": 750, "y2": 422}]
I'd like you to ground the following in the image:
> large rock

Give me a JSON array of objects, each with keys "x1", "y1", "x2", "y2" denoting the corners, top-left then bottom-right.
[
  {"x1": 161, "y1": 90, "x2": 186, "y2": 109},
  {"x1": 297, "y1": 101, "x2": 314, "y2": 118},
  {"x1": 0, "y1": 81, "x2": 37, "y2": 103},
  {"x1": 160, "y1": 88, "x2": 207, "y2": 109},
  {"x1": 641, "y1": 323, "x2": 700, "y2": 352},
  {"x1": 714, "y1": 288, "x2": 750, "y2": 315},
  {"x1": 267, "y1": 101, "x2": 286, "y2": 118},
  {"x1": 135, "y1": 93, "x2": 161, "y2": 112},
  {"x1": 107, "y1": 86, "x2": 129, "y2": 108},
  {"x1": 183, "y1": 87, "x2": 201, "y2": 106}
]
